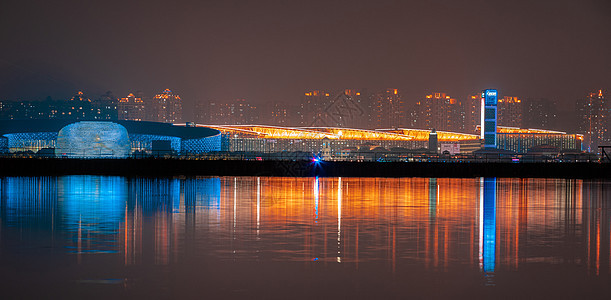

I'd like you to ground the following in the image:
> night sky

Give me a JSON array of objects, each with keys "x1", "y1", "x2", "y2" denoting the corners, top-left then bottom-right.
[{"x1": 1, "y1": 0, "x2": 610, "y2": 117}]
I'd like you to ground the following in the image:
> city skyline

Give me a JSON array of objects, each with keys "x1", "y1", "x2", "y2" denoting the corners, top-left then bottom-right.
[
  {"x1": 3, "y1": 86, "x2": 606, "y2": 153},
  {"x1": 2, "y1": 2, "x2": 611, "y2": 299},
  {"x1": 0, "y1": 87, "x2": 603, "y2": 130},
  {"x1": 1, "y1": 0, "x2": 610, "y2": 112}
]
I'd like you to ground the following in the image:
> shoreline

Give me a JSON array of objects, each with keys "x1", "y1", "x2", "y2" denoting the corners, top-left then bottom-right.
[{"x1": 0, "y1": 158, "x2": 610, "y2": 178}]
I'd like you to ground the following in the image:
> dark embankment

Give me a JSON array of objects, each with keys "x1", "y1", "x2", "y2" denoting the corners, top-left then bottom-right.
[{"x1": 0, "y1": 158, "x2": 610, "y2": 178}]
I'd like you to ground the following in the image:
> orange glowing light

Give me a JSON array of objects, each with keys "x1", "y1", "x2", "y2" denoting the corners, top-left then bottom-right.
[{"x1": 379, "y1": 128, "x2": 479, "y2": 141}]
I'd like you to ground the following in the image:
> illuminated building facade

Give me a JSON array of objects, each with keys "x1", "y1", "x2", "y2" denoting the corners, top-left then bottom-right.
[
  {"x1": 150, "y1": 89, "x2": 182, "y2": 123},
  {"x1": 335, "y1": 89, "x2": 368, "y2": 129},
  {"x1": 56, "y1": 121, "x2": 131, "y2": 158},
  {"x1": 463, "y1": 94, "x2": 481, "y2": 134},
  {"x1": 414, "y1": 92, "x2": 463, "y2": 132},
  {"x1": 93, "y1": 92, "x2": 119, "y2": 120},
  {"x1": 382, "y1": 128, "x2": 482, "y2": 153},
  {"x1": 481, "y1": 89, "x2": 498, "y2": 149},
  {"x1": 298, "y1": 90, "x2": 334, "y2": 127},
  {"x1": 0, "y1": 100, "x2": 41, "y2": 119},
  {"x1": 497, "y1": 96, "x2": 523, "y2": 127},
  {"x1": 576, "y1": 90, "x2": 607, "y2": 152},
  {"x1": 66, "y1": 91, "x2": 93, "y2": 119},
  {"x1": 267, "y1": 102, "x2": 291, "y2": 126},
  {"x1": 0, "y1": 120, "x2": 221, "y2": 156},
  {"x1": 197, "y1": 125, "x2": 490, "y2": 155},
  {"x1": 370, "y1": 88, "x2": 404, "y2": 129},
  {"x1": 477, "y1": 126, "x2": 583, "y2": 153},
  {"x1": 297, "y1": 89, "x2": 369, "y2": 128},
  {"x1": 205, "y1": 99, "x2": 258, "y2": 125},
  {"x1": 118, "y1": 93, "x2": 146, "y2": 121},
  {"x1": 201, "y1": 124, "x2": 423, "y2": 153},
  {"x1": 197, "y1": 124, "x2": 585, "y2": 155},
  {"x1": 0, "y1": 92, "x2": 118, "y2": 121}
]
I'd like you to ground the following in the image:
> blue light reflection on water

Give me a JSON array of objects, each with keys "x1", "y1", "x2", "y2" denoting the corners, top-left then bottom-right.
[
  {"x1": 184, "y1": 177, "x2": 221, "y2": 209},
  {"x1": 481, "y1": 177, "x2": 497, "y2": 284},
  {"x1": 314, "y1": 177, "x2": 319, "y2": 223},
  {"x1": 0, "y1": 176, "x2": 609, "y2": 299},
  {"x1": 2, "y1": 177, "x2": 58, "y2": 228},
  {"x1": 0, "y1": 176, "x2": 222, "y2": 256},
  {"x1": 59, "y1": 176, "x2": 126, "y2": 254}
]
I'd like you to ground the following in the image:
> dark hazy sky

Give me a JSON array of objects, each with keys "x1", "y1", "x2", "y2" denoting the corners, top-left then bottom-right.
[{"x1": 1, "y1": 0, "x2": 610, "y2": 115}]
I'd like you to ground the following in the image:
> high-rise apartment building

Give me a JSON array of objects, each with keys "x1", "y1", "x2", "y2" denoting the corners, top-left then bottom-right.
[
  {"x1": 0, "y1": 91, "x2": 118, "y2": 121},
  {"x1": 337, "y1": 89, "x2": 368, "y2": 128},
  {"x1": 463, "y1": 94, "x2": 481, "y2": 134},
  {"x1": 497, "y1": 96, "x2": 523, "y2": 127},
  {"x1": 523, "y1": 98, "x2": 558, "y2": 130},
  {"x1": 91, "y1": 92, "x2": 118, "y2": 120},
  {"x1": 370, "y1": 88, "x2": 404, "y2": 129},
  {"x1": 0, "y1": 100, "x2": 39, "y2": 119},
  {"x1": 231, "y1": 99, "x2": 257, "y2": 125},
  {"x1": 206, "y1": 99, "x2": 258, "y2": 125},
  {"x1": 268, "y1": 102, "x2": 291, "y2": 126},
  {"x1": 149, "y1": 89, "x2": 182, "y2": 123},
  {"x1": 194, "y1": 101, "x2": 208, "y2": 124},
  {"x1": 298, "y1": 90, "x2": 334, "y2": 127},
  {"x1": 414, "y1": 92, "x2": 462, "y2": 131},
  {"x1": 576, "y1": 90, "x2": 607, "y2": 152},
  {"x1": 66, "y1": 91, "x2": 93, "y2": 119},
  {"x1": 118, "y1": 93, "x2": 146, "y2": 121}
]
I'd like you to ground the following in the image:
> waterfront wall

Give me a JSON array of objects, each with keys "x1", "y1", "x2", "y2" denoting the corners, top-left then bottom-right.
[{"x1": 0, "y1": 158, "x2": 610, "y2": 178}]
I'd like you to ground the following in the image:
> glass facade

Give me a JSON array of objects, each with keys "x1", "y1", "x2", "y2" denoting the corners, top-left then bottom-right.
[
  {"x1": 0, "y1": 136, "x2": 8, "y2": 153},
  {"x1": 221, "y1": 134, "x2": 425, "y2": 154},
  {"x1": 482, "y1": 89, "x2": 498, "y2": 149},
  {"x1": 497, "y1": 133, "x2": 582, "y2": 153},
  {"x1": 56, "y1": 122, "x2": 131, "y2": 158},
  {"x1": 0, "y1": 120, "x2": 221, "y2": 157},
  {"x1": 130, "y1": 134, "x2": 181, "y2": 153},
  {"x1": 182, "y1": 134, "x2": 222, "y2": 153},
  {"x1": 3, "y1": 132, "x2": 57, "y2": 153}
]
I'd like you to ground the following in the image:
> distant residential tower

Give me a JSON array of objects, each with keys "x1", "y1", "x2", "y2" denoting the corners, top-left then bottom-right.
[{"x1": 150, "y1": 89, "x2": 182, "y2": 123}]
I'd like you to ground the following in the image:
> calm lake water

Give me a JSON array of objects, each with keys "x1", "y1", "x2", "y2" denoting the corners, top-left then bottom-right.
[{"x1": 0, "y1": 176, "x2": 609, "y2": 299}]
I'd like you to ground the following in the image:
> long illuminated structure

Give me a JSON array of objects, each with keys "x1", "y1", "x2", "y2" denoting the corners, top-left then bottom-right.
[
  {"x1": 378, "y1": 128, "x2": 479, "y2": 141},
  {"x1": 197, "y1": 124, "x2": 480, "y2": 142},
  {"x1": 476, "y1": 125, "x2": 584, "y2": 153},
  {"x1": 202, "y1": 125, "x2": 339, "y2": 139},
  {"x1": 0, "y1": 120, "x2": 221, "y2": 156},
  {"x1": 189, "y1": 124, "x2": 484, "y2": 154},
  {"x1": 193, "y1": 124, "x2": 422, "y2": 153},
  {"x1": 180, "y1": 124, "x2": 583, "y2": 154},
  {"x1": 1, "y1": 118, "x2": 585, "y2": 157}
]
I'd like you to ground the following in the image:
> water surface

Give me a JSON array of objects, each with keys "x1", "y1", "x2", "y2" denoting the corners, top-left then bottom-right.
[{"x1": 0, "y1": 176, "x2": 609, "y2": 299}]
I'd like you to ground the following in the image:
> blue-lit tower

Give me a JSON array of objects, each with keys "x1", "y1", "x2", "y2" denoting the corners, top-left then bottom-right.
[
  {"x1": 481, "y1": 89, "x2": 498, "y2": 149},
  {"x1": 479, "y1": 177, "x2": 497, "y2": 285}
]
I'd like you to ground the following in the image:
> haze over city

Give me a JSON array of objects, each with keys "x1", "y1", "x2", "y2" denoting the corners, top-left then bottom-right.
[
  {"x1": 2, "y1": 1, "x2": 611, "y2": 300},
  {"x1": 1, "y1": 0, "x2": 610, "y2": 119}
]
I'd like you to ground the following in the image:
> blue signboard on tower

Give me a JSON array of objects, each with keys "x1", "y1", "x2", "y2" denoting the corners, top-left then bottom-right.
[{"x1": 481, "y1": 89, "x2": 498, "y2": 149}]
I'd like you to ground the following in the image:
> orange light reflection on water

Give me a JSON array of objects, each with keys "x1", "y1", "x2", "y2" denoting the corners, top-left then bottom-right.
[{"x1": 1, "y1": 176, "x2": 608, "y2": 276}]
